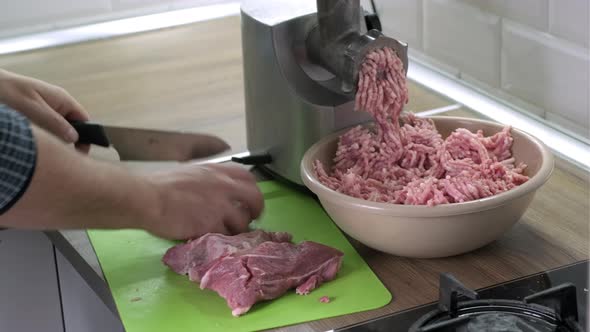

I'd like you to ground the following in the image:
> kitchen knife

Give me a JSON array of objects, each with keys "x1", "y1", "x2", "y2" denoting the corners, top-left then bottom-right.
[{"x1": 69, "y1": 121, "x2": 230, "y2": 161}]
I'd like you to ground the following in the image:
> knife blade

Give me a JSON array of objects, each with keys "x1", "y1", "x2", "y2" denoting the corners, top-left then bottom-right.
[{"x1": 69, "y1": 121, "x2": 230, "y2": 161}]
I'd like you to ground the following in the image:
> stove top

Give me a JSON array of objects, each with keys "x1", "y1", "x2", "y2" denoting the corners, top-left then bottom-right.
[{"x1": 337, "y1": 260, "x2": 588, "y2": 332}]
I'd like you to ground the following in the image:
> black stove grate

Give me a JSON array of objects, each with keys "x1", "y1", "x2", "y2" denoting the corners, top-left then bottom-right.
[
  {"x1": 410, "y1": 281, "x2": 583, "y2": 331},
  {"x1": 337, "y1": 260, "x2": 588, "y2": 332}
]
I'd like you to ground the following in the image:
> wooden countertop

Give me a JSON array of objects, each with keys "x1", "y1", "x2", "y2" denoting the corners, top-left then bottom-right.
[{"x1": 1, "y1": 15, "x2": 588, "y2": 332}]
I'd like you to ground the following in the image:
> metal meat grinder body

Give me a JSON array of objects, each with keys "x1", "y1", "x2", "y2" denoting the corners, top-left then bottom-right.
[{"x1": 240, "y1": 0, "x2": 408, "y2": 185}]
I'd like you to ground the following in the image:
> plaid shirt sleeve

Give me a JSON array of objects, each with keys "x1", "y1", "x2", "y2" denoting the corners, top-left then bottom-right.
[{"x1": 0, "y1": 104, "x2": 37, "y2": 213}]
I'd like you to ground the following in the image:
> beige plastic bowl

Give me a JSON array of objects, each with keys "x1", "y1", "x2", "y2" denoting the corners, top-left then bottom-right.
[{"x1": 301, "y1": 116, "x2": 554, "y2": 258}]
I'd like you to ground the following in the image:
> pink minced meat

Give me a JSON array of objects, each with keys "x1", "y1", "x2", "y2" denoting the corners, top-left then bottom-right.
[
  {"x1": 315, "y1": 47, "x2": 529, "y2": 206},
  {"x1": 162, "y1": 230, "x2": 343, "y2": 316}
]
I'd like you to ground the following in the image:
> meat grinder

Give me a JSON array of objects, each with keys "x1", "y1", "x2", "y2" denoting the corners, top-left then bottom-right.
[{"x1": 238, "y1": 0, "x2": 409, "y2": 185}]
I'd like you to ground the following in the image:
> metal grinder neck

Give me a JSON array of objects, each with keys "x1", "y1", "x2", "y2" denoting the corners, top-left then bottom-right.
[{"x1": 308, "y1": 0, "x2": 409, "y2": 94}]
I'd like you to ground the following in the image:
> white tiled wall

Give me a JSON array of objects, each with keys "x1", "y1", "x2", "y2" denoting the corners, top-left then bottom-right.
[
  {"x1": 424, "y1": 0, "x2": 501, "y2": 87},
  {"x1": 374, "y1": 0, "x2": 423, "y2": 51},
  {"x1": 0, "y1": 0, "x2": 234, "y2": 39},
  {"x1": 0, "y1": 0, "x2": 112, "y2": 27},
  {"x1": 549, "y1": 0, "x2": 590, "y2": 48},
  {"x1": 377, "y1": 0, "x2": 590, "y2": 138},
  {"x1": 502, "y1": 21, "x2": 589, "y2": 126},
  {"x1": 466, "y1": 0, "x2": 549, "y2": 31},
  {"x1": 0, "y1": 0, "x2": 111, "y2": 38}
]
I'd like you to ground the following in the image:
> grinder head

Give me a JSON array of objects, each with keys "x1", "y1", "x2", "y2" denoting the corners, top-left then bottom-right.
[
  {"x1": 343, "y1": 29, "x2": 409, "y2": 93},
  {"x1": 307, "y1": 0, "x2": 409, "y2": 94},
  {"x1": 237, "y1": 0, "x2": 409, "y2": 185}
]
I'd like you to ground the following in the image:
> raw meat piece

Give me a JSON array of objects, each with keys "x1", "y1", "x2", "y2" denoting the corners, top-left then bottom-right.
[
  {"x1": 315, "y1": 47, "x2": 529, "y2": 206},
  {"x1": 319, "y1": 296, "x2": 331, "y2": 303},
  {"x1": 162, "y1": 230, "x2": 344, "y2": 316},
  {"x1": 295, "y1": 275, "x2": 320, "y2": 295},
  {"x1": 199, "y1": 241, "x2": 343, "y2": 316},
  {"x1": 162, "y1": 230, "x2": 291, "y2": 282}
]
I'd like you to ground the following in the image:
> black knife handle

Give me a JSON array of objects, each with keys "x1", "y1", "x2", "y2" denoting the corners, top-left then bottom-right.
[{"x1": 68, "y1": 121, "x2": 110, "y2": 147}]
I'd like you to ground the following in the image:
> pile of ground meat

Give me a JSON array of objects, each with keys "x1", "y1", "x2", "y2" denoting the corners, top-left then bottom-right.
[{"x1": 314, "y1": 47, "x2": 529, "y2": 206}]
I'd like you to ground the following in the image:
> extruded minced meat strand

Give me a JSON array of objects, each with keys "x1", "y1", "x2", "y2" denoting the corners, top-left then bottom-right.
[{"x1": 314, "y1": 47, "x2": 529, "y2": 206}]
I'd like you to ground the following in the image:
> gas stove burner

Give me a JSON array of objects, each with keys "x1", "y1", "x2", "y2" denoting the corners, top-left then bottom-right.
[
  {"x1": 409, "y1": 273, "x2": 585, "y2": 332},
  {"x1": 334, "y1": 261, "x2": 588, "y2": 332}
]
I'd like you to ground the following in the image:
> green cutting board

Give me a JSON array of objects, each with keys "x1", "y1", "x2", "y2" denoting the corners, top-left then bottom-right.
[{"x1": 87, "y1": 181, "x2": 391, "y2": 332}]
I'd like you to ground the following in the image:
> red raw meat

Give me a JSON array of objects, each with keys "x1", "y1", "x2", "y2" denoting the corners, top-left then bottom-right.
[
  {"x1": 199, "y1": 241, "x2": 343, "y2": 316},
  {"x1": 162, "y1": 230, "x2": 291, "y2": 282},
  {"x1": 162, "y1": 230, "x2": 344, "y2": 316}
]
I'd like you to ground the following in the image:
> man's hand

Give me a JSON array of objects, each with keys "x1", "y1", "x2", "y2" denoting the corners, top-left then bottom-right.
[
  {"x1": 0, "y1": 69, "x2": 89, "y2": 151},
  {"x1": 1, "y1": 125, "x2": 264, "y2": 240},
  {"x1": 144, "y1": 164, "x2": 264, "y2": 240}
]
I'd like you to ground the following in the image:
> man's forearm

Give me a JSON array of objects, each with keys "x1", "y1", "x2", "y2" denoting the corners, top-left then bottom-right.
[{"x1": 1, "y1": 125, "x2": 160, "y2": 230}]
